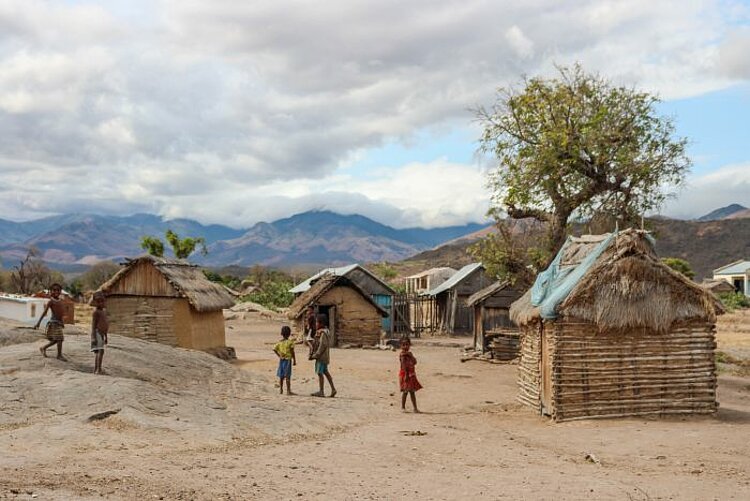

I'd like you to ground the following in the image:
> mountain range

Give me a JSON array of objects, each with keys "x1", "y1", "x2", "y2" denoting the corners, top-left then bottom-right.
[{"x1": 0, "y1": 211, "x2": 486, "y2": 268}]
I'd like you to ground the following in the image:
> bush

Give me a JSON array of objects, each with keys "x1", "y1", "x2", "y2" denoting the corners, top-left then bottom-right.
[
  {"x1": 717, "y1": 292, "x2": 750, "y2": 312},
  {"x1": 244, "y1": 280, "x2": 295, "y2": 311}
]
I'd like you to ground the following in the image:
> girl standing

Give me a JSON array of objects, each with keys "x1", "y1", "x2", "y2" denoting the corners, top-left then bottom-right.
[{"x1": 399, "y1": 337, "x2": 422, "y2": 413}]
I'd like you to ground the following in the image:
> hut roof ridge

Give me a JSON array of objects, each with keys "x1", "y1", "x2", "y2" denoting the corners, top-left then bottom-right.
[
  {"x1": 466, "y1": 280, "x2": 511, "y2": 307},
  {"x1": 289, "y1": 263, "x2": 395, "y2": 295},
  {"x1": 287, "y1": 273, "x2": 389, "y2": 319},
  {"x1": 427, "y1": 262, "x2": 483, "y2": 296}
]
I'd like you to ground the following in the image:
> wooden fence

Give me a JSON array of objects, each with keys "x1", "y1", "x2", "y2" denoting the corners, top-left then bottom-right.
[{"x1": 391, "y1": 293, "x2": 438, "y2": 338}]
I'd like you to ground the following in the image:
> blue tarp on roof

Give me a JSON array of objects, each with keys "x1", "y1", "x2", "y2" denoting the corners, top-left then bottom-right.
[{"x1": 530, "y1": 233, "x2": 616, "y2": 320}]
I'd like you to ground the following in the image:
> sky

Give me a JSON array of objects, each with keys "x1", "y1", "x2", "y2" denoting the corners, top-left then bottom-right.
[{"x1": 0, "y1": 0, "x2": 749, "y2": 229}]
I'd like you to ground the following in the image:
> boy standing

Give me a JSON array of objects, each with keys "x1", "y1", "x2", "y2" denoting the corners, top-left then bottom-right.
[
  {"x1": 35, "y1": 283, "x2": 67, "y2": 360},
  {"x1": 273, "y1": 326, "x2": 297, "y2": 395},
  {"x1": 91, "y1": 292, "x2": 109, "y2": 374},
  {"x1": 309, "y1": 314, "x2": 336, "y2": 398}
]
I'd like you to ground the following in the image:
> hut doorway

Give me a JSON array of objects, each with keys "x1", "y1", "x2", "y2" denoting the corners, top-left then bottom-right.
[
  {"x1": 318, "y1": 305, "x2": 337, "y2": 345},
  {"x1": 540, "y1": 326, "x2": 552, "y2": 416}
]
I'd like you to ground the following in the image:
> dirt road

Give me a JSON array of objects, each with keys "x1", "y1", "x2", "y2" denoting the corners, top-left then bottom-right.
[{"x1": 1, "y1": 315, "x2": 749, "y2": 500}]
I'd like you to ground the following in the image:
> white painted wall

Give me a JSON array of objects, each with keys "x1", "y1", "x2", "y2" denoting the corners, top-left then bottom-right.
[{"x1": 0, "y1": 295, "x2": 50, "y2": 327}]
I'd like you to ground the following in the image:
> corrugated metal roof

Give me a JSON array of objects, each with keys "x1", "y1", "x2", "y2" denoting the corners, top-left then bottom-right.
[
  {"x1": 289, "y1": 264, "x2": 359, "y2": 293},
  {"x1": 427, "y1": 263, "x2": 483, "y2": 296},
  {"x1": 405, "y1": 267, "x2": 456, "y2": 280},
  {"x1": 713, "y1": 260, "x2": 750, "y2": 276}
]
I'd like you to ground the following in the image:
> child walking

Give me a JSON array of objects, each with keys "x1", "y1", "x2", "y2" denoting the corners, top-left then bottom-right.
[
  {"x1": 399, "y1": 337, "x2": 421, "y2": 413},
  {"x1": 273, "y1": 326, "x2": 296, "y2": 395},
  {"x1": 35, "y1": 283, "x2": 67, "y2": 360},
  {"x1": 91, "y1": 292, "x2": 109, "y2": 374},
  {"x1": 309, "y1": 314, "x2": 336, "y2": 398}
]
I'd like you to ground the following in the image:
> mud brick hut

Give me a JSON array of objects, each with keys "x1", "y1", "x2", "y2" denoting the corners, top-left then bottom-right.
[
  {"x1": 288, "y1": 273, "x2": 389, "y2": 347},
  {"x1": 98, "y1": 256, "x2": 235, "y2": 352},
  {"x1": 290, "y1": 264, "x2": 395, "y2": 333},
  {"x1": 510, "y1": 229, "x2": 723, "y2": 422},
  {"x1": 466, "y1": 281, "x2": 522, "y2": 358},
  {"x1": 427, "y1": 263, "x2": 489, "y2": 335}
]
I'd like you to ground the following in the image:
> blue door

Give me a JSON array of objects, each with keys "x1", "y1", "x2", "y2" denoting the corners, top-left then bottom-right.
[{"x1": 373, "y1": 294, "x2": 392, "y2": 333}]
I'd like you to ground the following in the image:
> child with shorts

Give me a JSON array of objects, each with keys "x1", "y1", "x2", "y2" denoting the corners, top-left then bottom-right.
[{"x1": 273, "y1": 326, "x2": 296, "y2": 395}]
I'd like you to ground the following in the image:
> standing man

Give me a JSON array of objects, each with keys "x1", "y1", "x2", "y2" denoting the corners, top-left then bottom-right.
[
  {"x1": 309, "y1": 314, "x2": 336, "y2": 398},
  {"x1": 35, "y1": 283, "x2": 67, "y2": 360}
]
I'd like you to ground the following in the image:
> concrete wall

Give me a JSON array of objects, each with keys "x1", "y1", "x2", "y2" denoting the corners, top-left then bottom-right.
[{"x1": 0, "y1": 295, "x2": 50, "y2": 327}]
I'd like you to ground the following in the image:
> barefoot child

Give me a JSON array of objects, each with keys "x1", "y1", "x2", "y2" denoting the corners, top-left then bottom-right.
[
  {"x1": 399, "y1": 337, "x2": 421, "y2": 413},
  {"x1": 35, "y1": 283, "x2": 67, "y2": 360},
  {"x1": 91, "y1": 292, "x2": 109, "y2": 374},
  {"x1": 309, "y1": 314, "x2": 336, "y2": 398},
  {"x1": 273, "y1": 326, "x2": 296, "y2": 395}
]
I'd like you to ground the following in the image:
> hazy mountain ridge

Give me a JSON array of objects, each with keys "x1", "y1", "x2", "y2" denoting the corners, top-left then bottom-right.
[{"x1": 0, "y1": 211, "x2": 487, "y2": 268}]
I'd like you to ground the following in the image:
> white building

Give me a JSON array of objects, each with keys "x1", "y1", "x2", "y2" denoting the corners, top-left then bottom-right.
[
  {"x1": 712, "y1": 260, "x2": 750, "y2": 296},
  {"x1": 403, "y1": 267, "x2": 457, "y2": 294},
  {"x1": 0, "y1": 294, "x2": 50, "y2": 327}
]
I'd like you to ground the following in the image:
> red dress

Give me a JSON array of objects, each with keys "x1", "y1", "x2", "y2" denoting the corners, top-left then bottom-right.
[{"x1": 399, "y1": 351, "x2": 422, "y2": 392}]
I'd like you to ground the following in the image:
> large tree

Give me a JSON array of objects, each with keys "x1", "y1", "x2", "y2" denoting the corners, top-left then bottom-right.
[
  {"x1": 140, "y1": 230, "x2": 207, "y2": 260},
  {"x1": 477, "y1": 64, "x2": 690, "y2": 269}
]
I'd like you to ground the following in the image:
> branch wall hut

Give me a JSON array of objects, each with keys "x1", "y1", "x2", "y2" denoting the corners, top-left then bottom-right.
[
  {"x1": 427, "y1": 263, "x2": 489, "y2": 335},
  {"x1": 288, "y1": 274, "x2": 389, "y2": 347},
  {"x1": 466, "y1": 281, "x2": 522, "y2": 358},
  {"x1": 510, "y1": 230, "x2": 723, "y2": 422},
  {"x1": 98, "y1": 256, "x2": 235, "y2": 352}
]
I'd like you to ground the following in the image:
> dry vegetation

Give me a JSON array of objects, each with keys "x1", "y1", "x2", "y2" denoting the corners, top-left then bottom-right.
[{"x1": 0, "y1": 311, "x2": 749, "y2": 500}]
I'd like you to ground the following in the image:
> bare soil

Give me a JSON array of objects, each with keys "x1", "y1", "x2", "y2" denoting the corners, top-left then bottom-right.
[{"x1": 1, "y1": 313, "x2": 749, "y2": 500}]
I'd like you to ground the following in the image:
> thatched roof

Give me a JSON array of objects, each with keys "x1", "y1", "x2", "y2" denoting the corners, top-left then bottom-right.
[
  {"x1": 287, "y1": 273, "x2": 389, "y2": 320},
  {"x1": 701, "y1": 279, "x2": 736, "y2": 294},
  {"x1": 510, "y1": 229, "x2": 724, "y2": 331},
  {"x1": 466, "y1": 280, "x2": 511, "y2": 307},
  {"x1": 98, "y1": 255, "x2": 235, "y2": 312}
]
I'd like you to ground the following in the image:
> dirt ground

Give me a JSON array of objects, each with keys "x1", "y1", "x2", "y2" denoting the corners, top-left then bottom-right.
[{"x1": 1, "y1": 312, "x2": 749, "y2": 500}]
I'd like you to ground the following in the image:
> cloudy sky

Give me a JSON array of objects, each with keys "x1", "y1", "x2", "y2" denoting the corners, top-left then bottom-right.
[{"x1": 0, "y1": 0, "x2": 749, "y2": 228}]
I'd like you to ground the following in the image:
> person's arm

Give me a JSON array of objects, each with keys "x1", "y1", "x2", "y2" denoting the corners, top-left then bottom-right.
[
  {"x1": 311, "y1": 332, "x2": 327, "y2": 360},
  {"x1": 34, "y1": 301, "x2": 50, "y2": 329},
  {"x1": 273, "y1": 345, "x2": 281, "y2": 358},
  {"x1": 291, "y1": 345, "x2": 297, "y2": 366}
]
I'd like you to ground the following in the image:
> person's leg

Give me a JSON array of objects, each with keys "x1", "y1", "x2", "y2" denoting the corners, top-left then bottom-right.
[
  {"x1": 285, "y1": 377, "x2": 292, "y2": 395},
  {"x1": 324, "y1": 370, "x2": 336, "y2": 397},
  {"x1": 99, "y1": 350, "x2": 105, "y2": 373},
  {"x1": 409, "y1": 391, "x2": 419, "y2": 413},
  {"x1": 318, "y1": 373, "x2": 325, "y2": 394},
  {"x1": 278, "y1": 377, "x2": 284, "y2": 394},
  {"x1": 401, "y1": 391, "x2": 408, "y2": 410},
  {"x1": 40, "y1": 340, "x2": 55, "y2": 357},
  {"x1": 94, "y1": 352, "x2": 99, "y2": 373},
  {"x1": 56, "y1": 340, "x2": 65, "y2": 360}
]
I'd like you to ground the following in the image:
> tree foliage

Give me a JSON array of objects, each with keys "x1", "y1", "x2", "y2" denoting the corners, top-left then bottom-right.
[
  {"x1": 79, "y1": 261, "x2": 121, "y2": 291},
  {"x1": 478, "y1": 64, "x2": 690, "y2": 254},
  {"x1": 661, "y1": 257, "x2": 695, "y2": 280},
  {"x1": 717, "y1": 291, "x2": 750, "y2": 312},
  {"x1": 474, "y1": 64, "x2": 691, "y2": 283},
  {"x1": 140, "y1": 230, "x2": 207, "y2": 260}
]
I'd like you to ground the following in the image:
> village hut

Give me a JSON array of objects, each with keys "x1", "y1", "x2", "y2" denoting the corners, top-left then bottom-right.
[
  {"x1": 403, "y1": 267, "x2": 456, "y2": 294},
  {"x1": 701, "y1": 278, "x2": 737, "y2": 295},
  {"x1": 427, "y1": 263, "x2": 489, "y2": 335},
  {"x1": 510, "y1": 229, "x2": 723, "y2": 422},
  {"x1": 290, "y1": 264, "x2": 395, "y2": 333},
  {"x1": 98, "y1": 256, "x2": 235, "y2": 352},
  {"x1": 287, "y1": 273, "x2": 389, "y2": 347},
  {"x1": 466, "y1": 281, "x2": 523, "y2": 358}
]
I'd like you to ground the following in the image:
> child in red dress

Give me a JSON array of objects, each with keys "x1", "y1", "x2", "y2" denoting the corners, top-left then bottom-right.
[{"x1": 399, "y1": 337, "x2": 421, "y2": 413}]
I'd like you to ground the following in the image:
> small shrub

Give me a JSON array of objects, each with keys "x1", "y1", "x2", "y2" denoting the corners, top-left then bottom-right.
[{"x1": 717, "y1": 292, "x2": 750, "y2": 312}]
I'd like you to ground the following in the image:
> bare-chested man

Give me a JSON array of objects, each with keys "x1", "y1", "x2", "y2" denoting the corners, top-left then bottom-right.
[
  {"x1": 35, "y1": 283, "x2": 67, "y2": 360},
  {"x1": 90, "y1": 291, "x2": 109, "y2": 374}
]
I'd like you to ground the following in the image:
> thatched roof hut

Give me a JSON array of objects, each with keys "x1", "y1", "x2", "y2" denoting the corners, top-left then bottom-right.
[
  {"x1": 510, "y1": 229, "x2": 723, "y2": 422},
  {"x1": 701, "y1": 279, "x2": 737, "y2": 295},
  {"x1": 288, "y1": 273, "x2": 388, "y2": 347},
  {"x1": 98, "y1": 256, "x2": 235, "y2": 353}
]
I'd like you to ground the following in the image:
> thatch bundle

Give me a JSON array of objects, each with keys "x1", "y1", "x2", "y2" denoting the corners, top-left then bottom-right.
[
  {"x1": 510, "y1": 230, "x2": 723, "y2": 331},
  {"x1": 100, "y1": 255, "x2": 235, "y2": 312}
]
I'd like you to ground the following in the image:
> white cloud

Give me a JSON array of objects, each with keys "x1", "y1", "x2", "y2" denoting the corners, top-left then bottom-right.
[
  {"x1": 0, "y1": 0, "x2": 747, "y2": 227},
  {"x1": 663, "y1": 164, "x2": 750, "y2": 219}
]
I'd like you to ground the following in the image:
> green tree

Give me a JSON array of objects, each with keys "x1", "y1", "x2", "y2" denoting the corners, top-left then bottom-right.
[
  {"x1": 165, "y1": 229, "x2": 207, "y2": 259},
  {"x1": 661, "y1": 257, "x2": 695, "y2": 280},
  {"x1": 140, "y1": 235, "x2": 165, "y2": 257},
  {"x1": 140, "y1": 230, "x2": 207, "y2": 259},
  {"x1": 476, "y1": 64, "x2": 691, "y2": 274}
]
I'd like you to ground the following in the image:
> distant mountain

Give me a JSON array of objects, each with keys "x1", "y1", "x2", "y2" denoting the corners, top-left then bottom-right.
[
  {"x1": 203, "y1": 211, "x2": 487, "y2": 266},
  {"x1": 398, "y1": 216, "x2": 750, "y2": 281},
  {"x1": 697, "y1": 204, "x2": 749, "y2": 221},
  {"x1": 0, "y1": 210, "x2": 486, "y2": 268}
]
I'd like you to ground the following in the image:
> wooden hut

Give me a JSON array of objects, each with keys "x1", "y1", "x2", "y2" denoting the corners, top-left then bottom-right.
[
  {"x1": 427, "y1": 263, "x2": 489, "y2": 335},
  {"x1": 288, "y1": 273, "x2": 388, "y2": 347},
  {"x1": 466, "y1": 281, "x2": 522, "y2": 358},
  {"x1": 510, "y1": 230, "x2": 723, "y2": 422},
  {"x1": 98, "y1": 256, "x2": 235, "y2": 352},
  {"x1": 701, "y1": 279, "x2": 736, "y2": 295},
  {"x1": 290, "y1": 264, "x2": 395, "y2": 333}
]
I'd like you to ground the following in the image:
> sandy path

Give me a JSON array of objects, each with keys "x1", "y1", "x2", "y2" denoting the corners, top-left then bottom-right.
[{"x1": 1, "y1": 316, "x2": 749, "y2": 500}]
